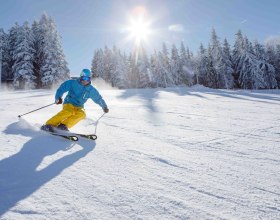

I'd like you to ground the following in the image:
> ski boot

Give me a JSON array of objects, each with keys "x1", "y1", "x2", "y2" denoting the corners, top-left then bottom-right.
[
  {"x1": 57, "y1": 123, "x2": 69, "y2": 131},
  {"x1": 41, "y1": 124, "x2": 55, "y2": 132}
]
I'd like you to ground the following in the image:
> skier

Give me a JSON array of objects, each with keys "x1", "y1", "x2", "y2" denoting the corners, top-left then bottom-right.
[{"x1": 41, "y1": 69, "x2": 109, "y2": 132}]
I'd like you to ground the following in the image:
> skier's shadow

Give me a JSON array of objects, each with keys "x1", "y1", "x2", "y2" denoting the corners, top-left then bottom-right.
[{"x1": 0, "y1": 119, "x2": 95, "y2": 217}]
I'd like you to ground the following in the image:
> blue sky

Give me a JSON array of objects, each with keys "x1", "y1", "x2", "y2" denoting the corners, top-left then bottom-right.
[{"x1": 0, "y1": 0, "x2": 280, "y2": 76}]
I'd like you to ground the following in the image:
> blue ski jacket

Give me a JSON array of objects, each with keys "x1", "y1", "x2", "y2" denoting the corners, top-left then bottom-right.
[{"x1": 55, "y1": 79, "x2": 108, "y2": 108}]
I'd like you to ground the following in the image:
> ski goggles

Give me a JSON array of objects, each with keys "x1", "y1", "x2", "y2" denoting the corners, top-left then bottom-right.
[{"x1": 80, "y1": 76, "x2": 91, "y2": 82}]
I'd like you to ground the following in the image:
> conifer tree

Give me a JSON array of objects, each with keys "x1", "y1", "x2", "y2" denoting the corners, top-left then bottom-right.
[
  {"x1": 206, "y1": 44, "x2": 218, "y2": 88},
  {"x1": 0, "y1": 29, "x2": 10, "y2": 82},
  {"x1": 126, "y1": 52, "x2": 140, "y2": 88},
  {"x1": 12, "y1": 22, "x2": 36, "y2": 89},
  {"x1": 31, "y1": 20, "x2": 43, "y2": 88},
  {"x1": 209, "y1": 28, "x2": 234, "y2": 89},
  {"x1": 91, "y1": 50, "x2": 100, "y2": 78},
  {"x1": 253, "y1": 41, "x2": 277, "y2": 89},
  {"x1": 275, "y1": 45, "x2": 280, "y2": 87},
  {"x1": 180, "y1": 42, "x2": 194, "y2": 86},
  {"x1": 137, "y1": 45, "x2": 151, "y2": 88},
  {"x1": 195, "y1": 44, "x2": 208, "y2": 86},
  {"x1": 102, "y1": 46, "x2": 114, "y2": 83},
  {"x1": 219, "y1": 39, "x2": 234, "y2": 89},
  {"x1": 39, "y1": 14, "x2": 69, "y2": 87},
  {"x1": 232, "y1": 30, "x2": 244, "y2": 88},
  {"x1": 91, "y1": 49, "x2": 105, "y2": 79},
  {"x1": 7, "y1": 22, "x2": 21, "y2": 82},
  {"x1": 149, "y1": 51, "x2": 158, "y2": 88},
  {"x1": 159, "y1": 43, "x2": 173, "y2": 87},
  {"x1": 110, "y1": 45, "x2": 127, "y2": 88},
  {"x1": 266, "y1": 44, "x2": 280, "y2": 87},
  {"x1": 170, "y1": 44, "x2": 181, "y2": 85}
]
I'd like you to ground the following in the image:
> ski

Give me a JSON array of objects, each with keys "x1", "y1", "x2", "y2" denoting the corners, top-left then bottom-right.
[
  {"x1": 42, "y1": 130, "x2": 79, "y2": 142},
  {"x1": 74, "y1": 133, "x2": 97, "y2": 140},
  {"x1": 55, "y1": 130, "x2": 98, "y2": 140},
  {"x1": 41, "y1": 127, "x2": 96, "y2": 141}
]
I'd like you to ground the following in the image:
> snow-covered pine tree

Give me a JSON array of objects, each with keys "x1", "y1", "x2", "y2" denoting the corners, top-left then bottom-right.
[
  {"x1": 150, "y1": 50, "x2": 166, "y2": 87},
  {"x1": 158, "y1": 43, "x2": 173, "y2": 87},
  {"x1": 7, "y1": 22, "x2": 21, "y2": 82},
  {"x1": 110, "y1": 45, "x2": 127, "y2": 88},
  {"x1": 31, "y1": 20, "x2": 43, "y2": 88},
  {"x1": 253, "y1": 41, "x2": 277, "y2": 89},
  {"x1": 0, "y1": 29, "x2": 3, "y2": 84},
  {"x1": 206, "y1": 29, "x2": 221, "y2": 88},
  {"x1": 114, "y1": 51, "x2": 127, "y2": 89},
  {"x1": 155, "y1": 52, "x2": 166, "y2": 88},
  {"x1": 12, "y1": 22, "x2": 36, "y2": 89},
  {"x1": 149, "y1": 51, "x2": 158, "y2": 88},
  {"x1": 195, "y1": 43, "x2": 208, "y2": 86},
  {"x1": 179, "y1": 42, "x2": 187, "y2": 84},
  {"x1": 120, "y1": 52, "x2": 130, "y2": 88},
  {"x1": 137, "y1": 44, "x2": 151, "y2": 88},
  {"x1": 275, "y1": 45, "x2": 280, "y2": 87},
  {"x1": 209, "y1": 28, "x2": 234, "y2": 89},
  {"x1": 238, "y1": 37, "x2": 256, "y2": 89},
  {"x1": 91, "y1": 49, "x2": 101, "y2": 78},
  {"x1": 206, "y1": 43, "x2": 218, "y2": 88},
  {"x1": 266, "y1": 44, "x2": 280, "y2": 87},
  {"x1": 0, "y1": 28, "x2": 10, "y2": 82},
  {"x1": 170, "y1": 44, "x2": 181, "y2": 85},
  {"x1": 179, "y1": 42, "x2": 194, "y2": 86},
  {"x1": 238, "y1": 37, "x2": 271, "y2": 89},
  {"x1": 49, "y1": 16, "x2": 69, "y2": 83},
  {"x1": 218, "y1": 38, "x2": 234, "y2": 89},
  {"x1": 232, "y1": 30, "x2": 244, "y2": 88},
  {"x1": 91, "y1": 48, "x2": 106, "y2": 80},
  {"x1": 37, "y1": 13, "x2": 70, "y2": 88},
  {"x1": 102, "y1": 46, "x2": 114, "y2": 84},
  {"x1": 125, "y1": 52, "x2": 139, "y2": 88}
]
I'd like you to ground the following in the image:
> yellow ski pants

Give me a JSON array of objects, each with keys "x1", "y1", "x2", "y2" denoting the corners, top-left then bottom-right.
[{"x1": 46, "y1": 104, "x2": 86, "y2": 128}]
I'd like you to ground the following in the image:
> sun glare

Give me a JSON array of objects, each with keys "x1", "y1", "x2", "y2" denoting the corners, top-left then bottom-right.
[
  {"x1": 124, "y1": 6, "x2": 153, "y2": 47},
  {"x1": 127, "y1": 17, "x2": 151, "y2": 45},
  {"x1": 120, "y1": 6, "x2": 155, "y2": 63}
]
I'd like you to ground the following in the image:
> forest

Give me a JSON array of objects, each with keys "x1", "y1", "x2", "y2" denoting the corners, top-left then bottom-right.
[
  {"x1": 1, "y1": 14, "x2": 280, "y2": 90},
  {"x1": 91, "y1": 30, "x2": 280, "y2": 90},
  {"x1": 0, "y1": 14, "x2": 69, "y2": 89}
]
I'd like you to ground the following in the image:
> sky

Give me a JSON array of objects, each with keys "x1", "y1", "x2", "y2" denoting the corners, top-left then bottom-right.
[{"x1": 0, "y1": 0, "x2": 280, "y2": 76}]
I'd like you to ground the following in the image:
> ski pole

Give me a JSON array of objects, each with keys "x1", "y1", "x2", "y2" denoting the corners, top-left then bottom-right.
[
  {"x1": 18, "y1": 103, "x2": 55, "y2": 118},
  {"x1": 93, "y1": 113, "x2": 105, "y2": 135}
]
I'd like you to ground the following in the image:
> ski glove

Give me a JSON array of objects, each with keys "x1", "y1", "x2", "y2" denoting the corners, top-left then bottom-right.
[
  {"x1": 55, "y1": 97, "x2": 63, "y2": 104},
  {"x1": 103, "y1": 107, "x2": 109, "y2": 113}
]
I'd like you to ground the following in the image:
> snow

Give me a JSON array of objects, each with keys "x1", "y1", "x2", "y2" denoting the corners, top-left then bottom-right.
[{"x1": 0, "y1": 86, "x2": 280, "y2": 219}]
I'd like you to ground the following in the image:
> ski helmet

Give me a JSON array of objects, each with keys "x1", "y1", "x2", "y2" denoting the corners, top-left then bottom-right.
[
  {"x1": 80, "y1": 69, "x2": 91, "y2": 82},
  {"x1": 80, "y1": 69, "x2": 91, "y2": 77}
]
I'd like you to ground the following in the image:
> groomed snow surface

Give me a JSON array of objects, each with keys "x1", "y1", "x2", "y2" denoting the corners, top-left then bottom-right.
[{"x1": 0, "y1": 85, "x2": 279, "y2": 220}]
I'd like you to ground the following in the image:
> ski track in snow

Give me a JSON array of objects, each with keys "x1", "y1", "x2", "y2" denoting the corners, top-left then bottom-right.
[{"x1": 0, "y1": 87, "x2": 280, "y2": 220}]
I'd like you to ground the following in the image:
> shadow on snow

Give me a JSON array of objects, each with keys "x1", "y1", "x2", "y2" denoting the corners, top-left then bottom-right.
[
  {"x1": 118, "y1": 86, "x2": 280, "y2": 110},
  {"x1": 0, "y1": 119, "x2": 95, "y2": 217},
  {"x1": 118, "y1": 87, "x2": 209, "y2": 113}
]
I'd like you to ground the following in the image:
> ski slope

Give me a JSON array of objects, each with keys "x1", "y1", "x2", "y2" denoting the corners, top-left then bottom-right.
[{"x1": 0, "y1": 86, "x2": 280, "y2": 220}]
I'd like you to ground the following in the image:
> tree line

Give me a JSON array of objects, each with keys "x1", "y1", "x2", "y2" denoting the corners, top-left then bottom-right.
[
  {"x1": 0, "y1": 13, "x2": 70, "y2": 89},
  {"x1": 1, "y1": 13, "x2": 280, "y2": 90},
  {"x1": 91, "y1": 29, "x2": 280, "y2": 90}
]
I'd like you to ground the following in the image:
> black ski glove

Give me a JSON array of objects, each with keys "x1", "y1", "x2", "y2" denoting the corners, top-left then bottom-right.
[
  {"x1": 55, "y1": 97, "x2": 63, "y2": 104},
  {"x1": 103, "y1": 107, "x2": 109, "y2": 113}
]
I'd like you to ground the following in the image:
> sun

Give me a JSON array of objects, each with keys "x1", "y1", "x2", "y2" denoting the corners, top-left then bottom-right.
[
  {"x1": 124, "y1": 6, "x2": 153, "y2": 47},
  {"x1": 127, "y1": 16, "x2": 151, "y2": 46}
]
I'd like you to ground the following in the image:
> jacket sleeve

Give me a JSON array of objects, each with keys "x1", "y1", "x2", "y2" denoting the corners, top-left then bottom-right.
[
  {"x1": 55, "y1": 80, "x2": 72, "y2": 101},
  {"x1": 90, "y1": 88, "x2": 108, "y2": 109}
]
